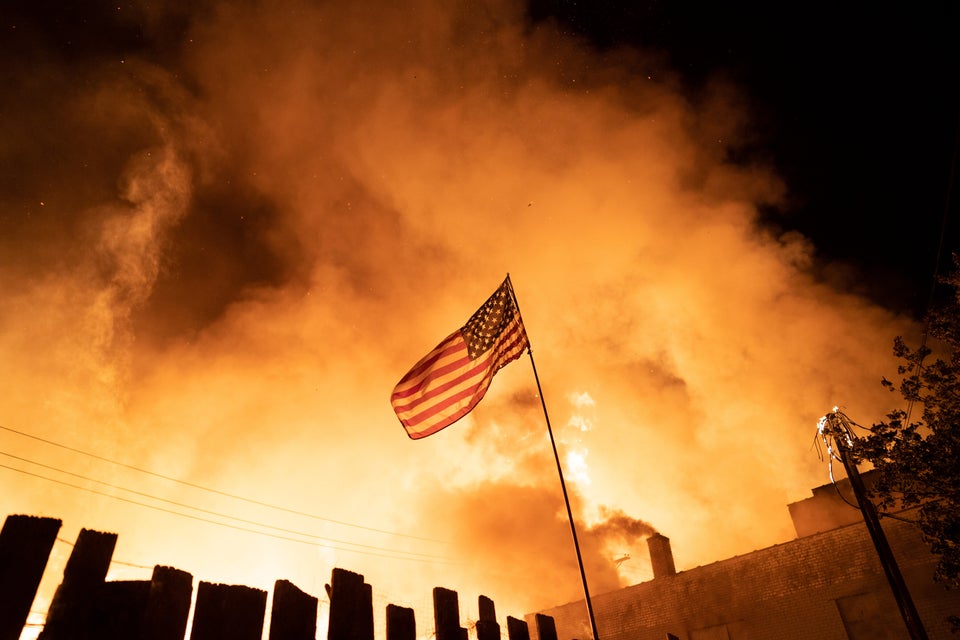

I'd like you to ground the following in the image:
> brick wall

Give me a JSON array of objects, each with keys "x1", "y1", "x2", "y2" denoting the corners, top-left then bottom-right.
[{"x1": 529, "y1": 517, "x2": 960, "y2": 640}]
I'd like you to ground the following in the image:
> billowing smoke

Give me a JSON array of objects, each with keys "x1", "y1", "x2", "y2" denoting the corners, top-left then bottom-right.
[
  {"x1": 1, "y1": 0, "x2": 914, "y2": 631},
  {"x1": 588, "y1": 508, "x2": 658, "y2": 540}
]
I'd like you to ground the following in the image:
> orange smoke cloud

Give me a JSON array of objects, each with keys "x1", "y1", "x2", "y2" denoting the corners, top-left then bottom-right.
[{"x1": 0, "y1": 0, "x2": 916, "y2": 632}]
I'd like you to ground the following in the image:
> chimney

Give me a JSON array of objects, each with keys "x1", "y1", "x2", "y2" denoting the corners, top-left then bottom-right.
[{"x1": 647, "y1": 533, "x2": 676, "y2": 578}]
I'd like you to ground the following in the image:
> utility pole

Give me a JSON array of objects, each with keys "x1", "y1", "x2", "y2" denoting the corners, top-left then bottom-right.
[{"x1": 822, "y1": 410, "x2": 929, "y2": 640}]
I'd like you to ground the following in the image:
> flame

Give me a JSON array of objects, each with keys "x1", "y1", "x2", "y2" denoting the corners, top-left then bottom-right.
[
  {"x1": 565, "y1": 390, "x2": 596, "y2": 485},
  {"x1": 566, "y1": 449, "x2": 592, "y2": 486}
]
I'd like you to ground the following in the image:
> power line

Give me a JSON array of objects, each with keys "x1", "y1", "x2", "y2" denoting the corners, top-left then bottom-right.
[
  {"x1": 908, "y1": 110, "x2": 960, "y2": 424},
  {"x1": 0, "y1": 423, "x2": 445, "y2": 543},
  {"x1": 54, "y1": 536, "x2": 167, "y2": 570},
  {"x1": 0, "y1": 450, "x2": 449, "y2": 561},
  {"x1": 0, "y1": 463, "x2": 458, "y2": 565}
]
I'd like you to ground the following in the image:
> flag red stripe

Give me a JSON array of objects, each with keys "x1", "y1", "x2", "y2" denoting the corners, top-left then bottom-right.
[
  {"x1": 391, "y1": 353, "x2": 489, "y2": 414},
  {"x1": 391, "y1": 346, "x2": 474, "y2": 402},
  {"x1": 391, "y1": 339, "x2": 496, "y2": 419},
  {"x1": 398, "y1": 373, "x2": 488, "y2": 427},
  {"x1": 391, "y1": 333, "x2": 465, "y2": 393}
]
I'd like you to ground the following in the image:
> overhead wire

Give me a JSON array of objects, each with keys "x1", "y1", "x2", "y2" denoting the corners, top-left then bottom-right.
[
  {"x1": 0, "y1": 423, "x2": 459, "y2": 564},
  {"x1": 54, "y1": 536, "x2": 154, "y2": 570},
  {"x1": 1, "y1": 462, "x2": 458, "y2": 565},
  {"x1": 906, "y1": 111, "x2": 960, "y2": 423},
  {"x1": 0, "y1": 450, "x2": 451, "y2": 562},
  {"x1": 0, "y1": 423, "x2": 445, "y2": 543},
  {"x1": 815, "y1": 408, "x2": 923, "y2": 525}
]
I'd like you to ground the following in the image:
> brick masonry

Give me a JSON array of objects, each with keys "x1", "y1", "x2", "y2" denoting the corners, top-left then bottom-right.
[{"x1": 529, "y1": 479, "x2": 960, "y2": 640}]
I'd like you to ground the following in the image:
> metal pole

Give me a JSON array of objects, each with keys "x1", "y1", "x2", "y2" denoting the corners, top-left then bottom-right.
[{"x1": 506, "y1": 276, "x2": 601, "y2": 640}]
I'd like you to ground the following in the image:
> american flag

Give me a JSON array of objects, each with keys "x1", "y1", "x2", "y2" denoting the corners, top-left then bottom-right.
[{"x1": 391, "y1": 277, "x2": 529, "y2": 439}]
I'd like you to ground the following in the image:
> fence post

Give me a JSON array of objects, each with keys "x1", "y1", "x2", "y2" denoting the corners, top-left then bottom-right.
[
  {"x1": 507, "y1": 617, "x2": 531, "y2": 640},
  {"x1": 328, "y1": 568, "x2": 374, "y2": 640},
  {"x1": 143, "y1": 566, "x2": 193, "y2": 640},
  {"x1": 90, "y1": 579, "x2": 150, "y2": 639},
  {"x1": 38, "y1": 527, "x2": 117, "y2": 640},
  {"x1": 190, "y1": 581, "x2": 267, "y2": 640},
  {"x1": 535, "y1": 614, "x2": 558, "y2": 640},
  {"x1": 0, "y1": 515, "x2": 61, "y2": 640},
  {"x1": 269, "y1": 579, "x2": 318, "y2": 640},
  {"x1": 386, "y1": 604, "x2": 416, "y2": 640},
  {"x1": 433, "y1": 587, "x2": 466, "y2": 640},
  {"x1": 76, "y1": 565, "x2": 194, "y2": 640},
  {"x1": 476, "y1": 595, "x2": 500, "y2": 640}
]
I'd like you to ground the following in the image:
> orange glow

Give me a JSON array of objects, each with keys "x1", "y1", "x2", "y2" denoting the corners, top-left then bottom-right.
[{"x1": 1, "y1": 0, "x2": 913, "y2": 635}]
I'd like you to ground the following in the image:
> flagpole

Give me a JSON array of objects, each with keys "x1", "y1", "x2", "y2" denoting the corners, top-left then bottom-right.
[{"x1": 506, "y1": 275, "x2": 601, "y2": 640}]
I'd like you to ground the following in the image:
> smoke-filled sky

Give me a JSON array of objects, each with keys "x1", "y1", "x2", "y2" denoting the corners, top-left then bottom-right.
[{"x1": 2, "y1": 0, "x2": 959, "y2": 636}]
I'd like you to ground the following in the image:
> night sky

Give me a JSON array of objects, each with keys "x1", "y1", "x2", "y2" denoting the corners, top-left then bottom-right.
[
  {"x1": 529, "y1": 1, "x2": 960, "y2": 315},
  {"x1": 2, "y1": 0, "x2": 960, "y2": 636}
]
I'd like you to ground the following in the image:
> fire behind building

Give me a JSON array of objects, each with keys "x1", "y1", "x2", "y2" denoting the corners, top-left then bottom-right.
[{"x1": 527, "y1": 472, "x2": 960, "y2": 640}]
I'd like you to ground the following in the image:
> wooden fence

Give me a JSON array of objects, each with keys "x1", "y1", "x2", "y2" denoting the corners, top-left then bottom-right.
[{"x1": 0, "y1": 514, "x2": 556, "y2": 640}]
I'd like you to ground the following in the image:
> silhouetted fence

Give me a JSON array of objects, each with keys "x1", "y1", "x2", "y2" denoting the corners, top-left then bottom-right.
[{"x1": 0, "y1": 514, "x2": 557, "y2": 640}]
